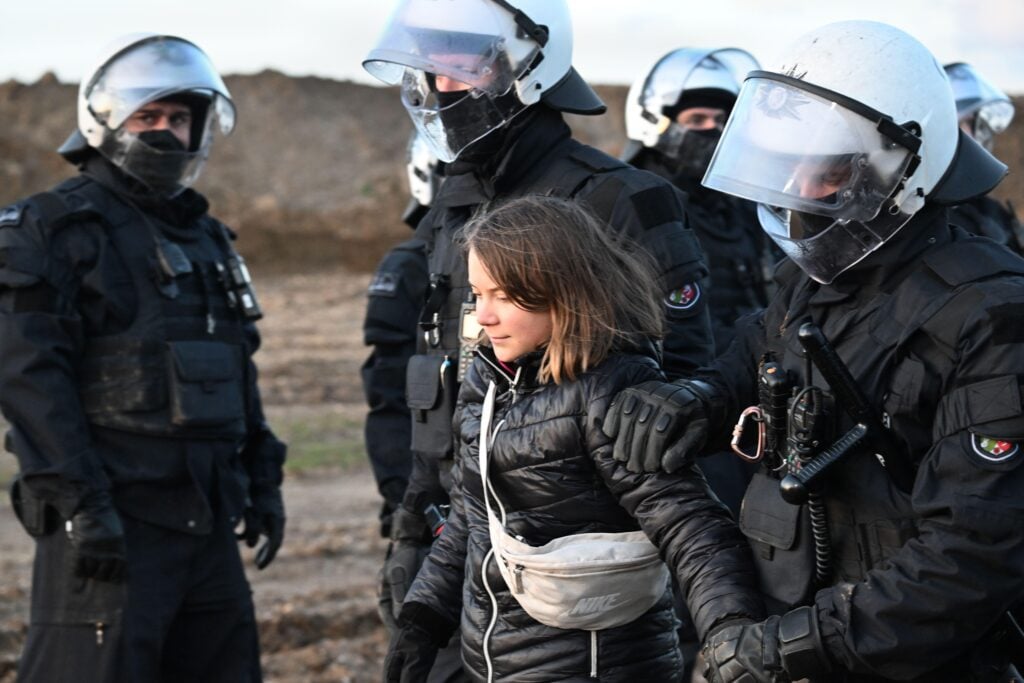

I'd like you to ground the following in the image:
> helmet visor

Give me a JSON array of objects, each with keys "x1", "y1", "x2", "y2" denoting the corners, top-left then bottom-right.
[
  {"x1": 640, "y1": 48, "x2": 757, "y2": 117},
  {"x1": 945, "y1": 62, "x2": 1015, "y2": 133},
  {"x1": 363, "y1": 0, "x2": 540, "y2": 96},
  {"x1": 400, "y1": 67, "x2": 527, "y2": 162},
  {"x1": 704, "y1": 76, "x2": 917, "y2": 224},
  {"x1": 86, "y1": 36, "x2": 235, "y2": 135},
  {"x1": 758, "y1": 203, "x2": 890, "y2": 284}
]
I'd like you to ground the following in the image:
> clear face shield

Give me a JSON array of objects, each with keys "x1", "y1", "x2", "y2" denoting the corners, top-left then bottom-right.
[
  {"x1": 86, "y1": 37, "x2": 235, "y2": 196},
  {"x1": 703, "y1": 74, "x2": 921, "y2": 283},
  {"x1": 945, "y1": 62, "x2": 1014, "y2": 153},
  {"x1": 633, "y1": 48, "x2": 757, "y2": 160},
  {"x1": 962, "y1": 103, "x2": 1014, "y2": 153},
  {"x1": 363, "y1": 0, "x2": 543, "y2": 162}
]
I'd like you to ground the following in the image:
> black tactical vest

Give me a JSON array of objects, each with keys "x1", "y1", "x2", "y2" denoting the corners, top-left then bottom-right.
[
  {"x1": 30, "y1": 178, "x2": 252, "y2": 441},
  {"x1": 740, "y1": 234, "x2": 1024, "y2": 609}
]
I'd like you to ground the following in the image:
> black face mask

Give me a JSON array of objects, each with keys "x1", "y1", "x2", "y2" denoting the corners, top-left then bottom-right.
[
  {"x1": 671, "y1": 128, "x2": 721, "y2": 183},
  {"x1": 435, "y1": 89, "x2": 521, "y2": 166},
  {"x1": 121, "y1": 130, "x2": 192, "y2": 197}
]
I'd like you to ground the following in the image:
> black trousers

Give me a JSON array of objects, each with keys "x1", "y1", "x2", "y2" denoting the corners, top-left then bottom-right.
[{"x1": 19, "y1": 512, "x2": 261, "y2": 683}]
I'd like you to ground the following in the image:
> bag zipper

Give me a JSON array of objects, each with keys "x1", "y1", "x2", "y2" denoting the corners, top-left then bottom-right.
[{"x1": 505, "y1": 553, "x2": 662, "y2": 576}]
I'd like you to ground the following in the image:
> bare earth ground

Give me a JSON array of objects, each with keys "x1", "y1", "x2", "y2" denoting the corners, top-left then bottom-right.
[{"x1": 0, "y1": 268, "x2": 395, "y2": 683}]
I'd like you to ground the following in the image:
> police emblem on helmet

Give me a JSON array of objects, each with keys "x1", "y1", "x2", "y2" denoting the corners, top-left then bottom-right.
[{"x1": 756, "y1": 84, "x2": 810, "y2": 120}]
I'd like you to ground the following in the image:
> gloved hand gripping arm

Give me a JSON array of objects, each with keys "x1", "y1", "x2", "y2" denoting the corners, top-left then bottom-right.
[
  {"x1": 604, "y1": 378, "x2": 724, "y2": 473},
  {"x1": 701, "y1": 606, "x2": 833, "y2": 683}
]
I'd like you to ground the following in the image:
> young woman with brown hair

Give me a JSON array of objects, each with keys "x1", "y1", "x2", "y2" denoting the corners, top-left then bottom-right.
[{"x1": 384, "y1": 195, "x2": 763, "y2": 683}]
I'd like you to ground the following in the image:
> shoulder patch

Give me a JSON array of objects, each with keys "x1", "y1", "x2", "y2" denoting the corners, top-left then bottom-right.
[
  {"x1": 368, "y1": 271, "x2": 399, "y2": 297},
  {"x1": 971, "y1": 434, "x2": 1019, "y2": 462},
  {"x1": 0, "y1": 205, "x2": 22, "y2": 227},
  {"x1": 666, "y1": 282, "x2": 701, "y2": 310},
  {"x1": 966, "y1": 432, "x2": 1023, "y2": 470}
]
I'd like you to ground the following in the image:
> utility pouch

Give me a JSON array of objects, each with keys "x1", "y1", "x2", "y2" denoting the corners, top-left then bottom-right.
[
  {"x1": 406, "y1": 353, "x2": 457, "y2": 458},
  {"x1": 740, "y1": 470, "x2": 816, "y2": 608},
  {"x1": 167, "y1": 341, "x2": 245, "y2": 428},
  {"x1": 9, "y1": 476, "x2": 58, "y2": 538}
]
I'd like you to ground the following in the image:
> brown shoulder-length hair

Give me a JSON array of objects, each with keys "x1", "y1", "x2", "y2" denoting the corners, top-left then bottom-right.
[{"x1": 461, "y1": 194, "x2": 664, "y2": 385}]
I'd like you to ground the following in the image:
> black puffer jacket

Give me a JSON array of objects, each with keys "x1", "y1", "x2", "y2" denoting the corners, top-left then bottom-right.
[{"x1": 403, "y1": 346, "x2": 764, "y2": 682}]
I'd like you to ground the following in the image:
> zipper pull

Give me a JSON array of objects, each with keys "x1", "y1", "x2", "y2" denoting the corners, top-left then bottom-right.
[
  {"x1": 206, "y1": 313, "x2": 216, "y2": 335},
  {"x1": 512, "y1": 564, "x2": 524, "y2": 593},
  {"x1": 95, "y1": 622, "x2": 105, "y2": 647},
  {"x1": 509, "y1": 366, "x2": 523, "y2": 404}
]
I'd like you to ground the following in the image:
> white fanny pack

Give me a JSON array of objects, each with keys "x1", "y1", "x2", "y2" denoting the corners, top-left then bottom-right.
[{"x1": 479, "y1": 381, "x2": 670, "y2": 631}]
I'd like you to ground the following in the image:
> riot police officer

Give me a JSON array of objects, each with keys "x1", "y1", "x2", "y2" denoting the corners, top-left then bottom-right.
[
  {"x1": 362, "y1": 0, "x2": 713, "y2": 675},
  {"x1": 361, "y1": 135, "x2": 447, "y2": 678},
  {"x1": 623, "y1": 47, "x2": 777, "y2": 353},
  {"x1": 606, "y1": 21, "x2": 1024, "y2": 682},
  {"x1": 362, "y1": 133, "x2": 438, "y2": 546},
  {"x1": 944, "y1": 62, "x2": 1023, "y2": 252},
  {"x1": 0, "y1": 34, "x2": 285, "y2": 682}
]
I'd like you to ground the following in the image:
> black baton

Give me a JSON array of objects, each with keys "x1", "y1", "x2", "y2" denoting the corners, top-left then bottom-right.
[{"x1": 795, "y1": 323, "x2": 915, "y2": 493}]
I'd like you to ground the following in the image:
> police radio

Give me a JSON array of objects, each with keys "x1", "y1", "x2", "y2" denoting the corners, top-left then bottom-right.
[{"x1": 216, "y1": 255, "x2": 263, "y2": 321}]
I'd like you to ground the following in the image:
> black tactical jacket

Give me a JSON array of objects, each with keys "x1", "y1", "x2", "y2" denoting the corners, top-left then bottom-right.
[
  {"x1": 696, "y1": 206, "x2": 1024, "y2": 681},
  {"x1": 405, "y1": 345, "x2": 763, "y2": 682},
  {"x1": 402, "y1": 106, "x2": 713, "y2": 512},
  {"x1": 0, "y1": 158, "x2": 284, "y2": 533},
  {"x1": 361, "y1": 238, "x2": 429, "y2": 513},
  {"x1": 629, "y1": 148, "x2": 779, "y2": 352},
  {"x1": 949, "y1": 194, "x2": 1024, "y2": 255}
]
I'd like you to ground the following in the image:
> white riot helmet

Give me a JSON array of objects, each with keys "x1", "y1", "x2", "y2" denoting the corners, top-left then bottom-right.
[
  {"x1": 703, "y1": 20, "x2": 1006, "y2": 284},
  {"x1": 363, "y1": 0, "x2": 603, "y2": 162},
  {"x1": 406, "y1": 131, "x2": 442, "y2": 207},
  {"x1": 943, "y1": 62, "x2": 1015, "y2": 153},
  {"x1": 59, "y1": 33, "x2": 236, "y2": 197},
  {"x1": 624, "y1": 48, "x2": 758, "y2": 164}
]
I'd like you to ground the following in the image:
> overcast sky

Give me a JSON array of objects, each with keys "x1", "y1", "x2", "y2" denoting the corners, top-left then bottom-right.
[{"x1": 4, "y1": 0, "x2": 1023, "y2": 93}]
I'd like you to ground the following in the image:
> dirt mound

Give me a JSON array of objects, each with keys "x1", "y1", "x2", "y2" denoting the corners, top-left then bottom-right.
[
  {"x1": 0, "y1": 74, "x2": 630, "y2": 273},
  {"x1": 5, "y1": 72, "x2": 1018, "y2": 271}
]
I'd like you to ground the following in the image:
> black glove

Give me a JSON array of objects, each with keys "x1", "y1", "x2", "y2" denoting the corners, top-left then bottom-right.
[
  {"x1": 383, "y1": 621, "x2": 441, "y2": 683},
  {"x1": 383, "y1": 602, "x2": 457, "y2": 683},
  {"x1": 237, "y1": 486, "x2": 286, "y2": 570},
  {"x1": 604, "y1": 380, "x2": 709, "y2": 473},
  {"x1": 702, "y1": 617, "x2": 784, "y2": 683},
  {"x1": 702, "y1": 608, "x2": 832, "y2": 683},
  {"x1": 381, "y1": 507, "x2": 432, "y2": 621},
  {"x1": 67, "y1": 491, "x2": 127, "y2": 583}
]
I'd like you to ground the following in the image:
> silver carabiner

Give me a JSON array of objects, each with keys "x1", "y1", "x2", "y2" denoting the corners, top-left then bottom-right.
[{"x1": 731, "y1": 405, "x2": 766, "y2": 462}]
